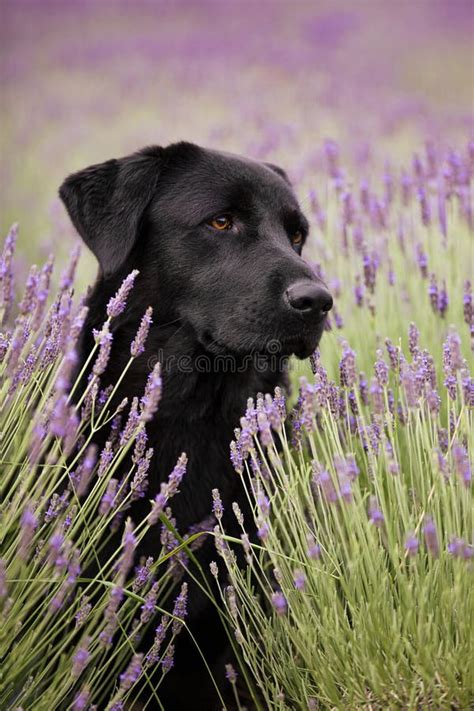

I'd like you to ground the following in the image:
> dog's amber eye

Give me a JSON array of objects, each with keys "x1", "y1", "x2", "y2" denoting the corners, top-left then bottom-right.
[
  {"x1": 291, "y1": 231, "x2": 303, "y2": 246},
  {"x1": 208, "y1": 215, "x2": 232, "y2": 231}
]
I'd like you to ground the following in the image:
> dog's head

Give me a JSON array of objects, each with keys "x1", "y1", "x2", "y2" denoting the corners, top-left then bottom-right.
[{"x1": 59, "y1": 142, "x2": 332, "y2": 358}]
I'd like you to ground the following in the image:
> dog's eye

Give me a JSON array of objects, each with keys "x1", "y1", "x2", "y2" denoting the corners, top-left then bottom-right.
[
  {"x1": 208, "y1": 215, "x2": 233, "y2": 231},
  {"x1": 291, "y1": 231, "x2": 303, "y2": 248}
]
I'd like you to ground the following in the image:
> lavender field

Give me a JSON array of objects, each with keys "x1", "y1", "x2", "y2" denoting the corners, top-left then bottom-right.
[{"x1": 1, "y1": 1, "x2": 473, "y2": 710}]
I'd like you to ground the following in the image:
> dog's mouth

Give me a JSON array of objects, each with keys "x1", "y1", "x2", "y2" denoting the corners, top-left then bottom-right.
[{"x1": 198, "y1": 320, "x2": 326, "y2": 360}]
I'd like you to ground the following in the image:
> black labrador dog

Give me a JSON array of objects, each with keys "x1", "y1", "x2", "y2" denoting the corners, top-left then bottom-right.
[{"x1": 59, "y1": 141, "x2": 332, "y2": 709}]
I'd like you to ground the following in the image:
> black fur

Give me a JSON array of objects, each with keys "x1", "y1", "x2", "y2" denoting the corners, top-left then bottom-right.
[{"x1": 59, "y1": 141, "x2": 331, "y2": 709}]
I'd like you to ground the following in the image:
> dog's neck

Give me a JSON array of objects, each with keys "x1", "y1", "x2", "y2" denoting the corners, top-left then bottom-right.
[
  {"x1": 78, "y1": 296, "x2": 287, "y2": 426},
  {"x1": 77, "y1": 283, "x2": 288, "y2": 529}
]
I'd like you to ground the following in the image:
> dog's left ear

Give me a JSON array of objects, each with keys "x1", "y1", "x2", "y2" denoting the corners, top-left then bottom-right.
[
  {"x1": 59, "y1": 147, "x2": 164, "y2": 278},
  {"x1": 264, "y1": 162, "x2": 291, "y2": 185}
]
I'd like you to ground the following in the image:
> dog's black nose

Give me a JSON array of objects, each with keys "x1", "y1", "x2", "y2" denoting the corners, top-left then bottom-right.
[{"x1": 285, "y1": 281, "x2": 333, "y2": 319}]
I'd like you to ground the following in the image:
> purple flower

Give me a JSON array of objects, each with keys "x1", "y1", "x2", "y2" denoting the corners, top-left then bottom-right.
[
  {"x1": 60, "y1": 245, "x2": 80, "y2": 291},
  {"x1": 368, "y1": 497, "x2": 384, "y2": 528},
  {"x1": 417, "y1": 187, "x2": 431, "y2": 226},
  {"x1": 225, "y1": 663, "x2": 238, "y2": 684},
  {"x1": 72, "y1": 686, "x2": 90, "y2": 711},
  {"x1": 0, "y1": 223, "x2": 18, "y2": 324},
  {"x1": 75, "y1": 596, "x2": 92, "y2": 628},
  {"x1": 98, "y1": 441, "x2": 114, "y2": 476},
  {"x1": 161, "y1": 644, "x2": 175, "y2": 673},
  {"x1": 131, "y1": 306, "x2": 153, "y2": 357},
  {"x1": 341, "y1": 191, "x2": 354, "y2": 226},
  {"x1": 405, "y1": 534, "x2": 419, "y2": 557},
  {"x1": 92, "y1": 323, "x2": 113, "y2": 377},
  {"x1": 307, "y1": 534, "x2": 321, "y2": 560},
  {"x1": 293, "y1": 569, "x2": 306, "y2": 591},
  {"x1": 444, "y1": 330, "x2": 463, "y2": 372},
  {"x1": 264, "y1": 392, "x2": 284, "y2": 430},
  {"x1": 119, "y1": 652, "x2": 143, "y2": 691},
  {"x1": 171, "y1": 582, "x2": 188, "y2": 635},
  {"x1": 45, "y1": 492, "x2": 68, "y2": 523},
  {"x1": 133, "y1": 556, "x2": 154, "y2": 593},
  {"x1": 18, "y1": 264, "x2": 39, "y2": 317},
  {"x1": 400, "y1": 361, "x2": 418, "y2": 408},
  {"x1": 75, "y1": 444, "x2": 97, "y2": 497},
  {"x1": 99, "y1": 478, "x2": 118, "y2": 516},
  {"x1": 257, "y1": 409, "x2": 273, "y2": 447},
  {"x1": 107, "y1": 269, "x2": 139, "y2": 318},
  {"x1": 339, "y1": 475, "x2": 353, "y2": 502},
  {"x1": 370, "y1": 377, "x2": 384, "y2": 416},
  {"x1": 140, "y1": 581, "x2": 160, "y2": 624},
  {"x1": 140, "y1": 362, "x2": 162, "y2": 422},
  {"x1": 146, "y1": 615, "x2": 169, "y2": 665},
  {"x1": 447, "y1": 537, "x2": 469, "y2": 558},
  {"x1": 100, "y1": 585, "x2": 124, "y2": 646},
  {"x1": 324, "y1": 138, "x2": 340, "y2": 178},
  {"x1": 452, "y1": 443, "x2": 471, "y2": 487},
  {"x1": 363, "y1": 251, "x2": 377, "y2": 293},
  {"x1": 374, "y1": 350, "x2": 389, "y2": 387},
  {"x1": 354, "y1": 275, "x2": 364, "y2": 307},
  {"x1": 130, "y1": 447, "x2": 153, "y2": 501},
  {"x1": 425, "y1": 388, "x2": 441, "y2": 415},
  {"x1": 428, "y1": 273, "x2": 438, "y2": 313},
  {"x1": 119, "y1": 397, "x2": 140, "y2": 446},
  {"x1": 423, "y1": 517, "x2": 439, "y2": 558},
  {"x1": 385, "y1": 338, "x2": 400, "y2": 371},
  {"x1": 72, "y1": 637, "x2": 91, "y2": 678},
  {"x1": 400, "y1": 169, "x2": 414, "y2": 208},
  {"x1": 314, "y1": 467, "x2": 338, "y2": 504},
  {"x1": 339, "y1": 345, "x2": 356, "y2": 388},
  {"x1": 438, "y1": 280, "x2": 449, "y2": 317},
  {"x1": 19, "y1": 506, "x2": 38, "y2": 559},
  {"x1": 271, "y1": 590, "x2": 287, "y2": 616},
  {"x1": 408, "y1": 322, "x2": 420, "y2": 357},
  {"x1": 415, "y1": 243, "x2": 428, "y2": 278},
  {"x1": 358, "y1": 371, "x2": 369, "y2": 405},
  {"x1": 212, "y1": 488, "x2": 224, "y2": 521},
  {"x1": 463, "y1": 280, "x2": 472, "y2": 326},
  {"x1": 257, "y1": 521, "x2": 270, "y2": 541},
  {"x1": 117, "y1": 520, "x2": 136, "y2": 582}
]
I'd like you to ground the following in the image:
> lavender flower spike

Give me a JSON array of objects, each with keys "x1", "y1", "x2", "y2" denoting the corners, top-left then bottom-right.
[
  {"x1": 18, "y1": 506, "x2": 38, "y2": 559},
  {"x1": 339, "y1": 345, "x2": 357, "y2": 388},
  {"x1": 72, "y1": 686, "x2": 90, "y2": 711},
  {"x1": 423, "y1": 517, "x2": 439, "y2": 558},
  {"x1": 140, "y1": 362, "x2": 162, "y2": 422},
  {"x1": 119, "y1": 653, "x2": 144, "y2": 691},
  {"x1": 212, "y1": 488, "x2": 224, "y2": 521},
  {"x1": 107, "y1": 269, "x2": 139, "y2": 318},
  {"x1": 225, "y1": 663, "x2": 238, "y2": 684},
  {"x1": 0, "y1": 223, "x2": 18, "y2": 323},
  {"x1": 271, "y1": 590, "x2": 287, "y2": 616},
  {"x1": 368, "y1": 497, "x2": 384, "y2": 528},
  {"x1": 92, "y1": 323, "x2": 113, "y2": 377},
  {"x1": 71, "y1": 637, "x2": 91, "y2": 678},
  {"x1": 171, "y1": 582, "x2": 188, "y2": 635},
  {"x1": 131, "y1": 306, "x2": 153, "y2": 357}
]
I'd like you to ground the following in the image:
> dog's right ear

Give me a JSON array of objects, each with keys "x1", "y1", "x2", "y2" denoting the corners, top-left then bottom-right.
[{"x1": 59, "y1": 146, "x2": 164, "y2": 278}]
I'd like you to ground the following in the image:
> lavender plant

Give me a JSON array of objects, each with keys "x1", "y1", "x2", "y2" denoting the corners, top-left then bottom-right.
[
  {"x1": 0, "y1": 236, "x2": 209, "y2": 710},
  {"x1": 212, "y1": 143, "x2": 473, "y2": 710},
  {"x1": 1, "y1": 138, "x2": 472, "y2": 710}
]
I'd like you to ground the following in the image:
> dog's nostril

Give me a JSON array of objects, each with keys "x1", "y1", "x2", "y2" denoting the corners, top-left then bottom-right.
[
  {"x1": 320, "y1": 292, "x2": 333, "y2": 314},
  {"x1": 285, "y1": 282, "x2": 333, "y2": 319}
]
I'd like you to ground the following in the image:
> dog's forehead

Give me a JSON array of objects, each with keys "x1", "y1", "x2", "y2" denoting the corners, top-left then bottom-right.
[{"x1": 157, "y1": 145, "x2": 299, "y2": 220}]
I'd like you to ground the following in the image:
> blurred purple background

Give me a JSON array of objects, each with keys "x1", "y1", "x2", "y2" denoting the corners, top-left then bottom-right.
[{"x1": 1, "y1": 0, "x2": 472, "y2": 268}]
